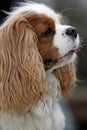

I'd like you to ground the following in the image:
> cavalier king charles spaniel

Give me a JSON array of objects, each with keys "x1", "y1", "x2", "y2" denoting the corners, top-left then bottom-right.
[{"x1": 0, "y1": 2, "x2": 80, "y2": 130}]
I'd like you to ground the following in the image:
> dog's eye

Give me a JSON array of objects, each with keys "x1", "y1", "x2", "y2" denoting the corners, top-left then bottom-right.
[{"x1": 41, "y1": 27, "x2": 55, "y2": 38}]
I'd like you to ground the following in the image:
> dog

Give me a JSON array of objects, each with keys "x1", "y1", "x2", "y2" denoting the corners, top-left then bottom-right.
[{"x1": 0, "y1": 2, "x2": 80, "y2": 130}]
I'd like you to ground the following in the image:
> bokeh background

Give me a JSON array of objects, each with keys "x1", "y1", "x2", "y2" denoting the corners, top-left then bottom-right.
[{"x1": 0, "y1": 0, "x2": 87, "y2": 130}]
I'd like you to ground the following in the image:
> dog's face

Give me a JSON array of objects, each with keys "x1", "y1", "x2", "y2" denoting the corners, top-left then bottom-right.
[
  {"x1": 28, "y1": 13, "x2": 79, "y2": 71},
  {"x1": 15, "y1": 3, "x2": 79, "y2": 71},
  {"x1": 5, "y1": 3, "x2": 80, "y2": 72}
]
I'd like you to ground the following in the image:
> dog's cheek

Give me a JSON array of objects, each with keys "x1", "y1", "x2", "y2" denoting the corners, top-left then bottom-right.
[{"x1": 54, "y1": 63, "x2": 76, "y2": 96}]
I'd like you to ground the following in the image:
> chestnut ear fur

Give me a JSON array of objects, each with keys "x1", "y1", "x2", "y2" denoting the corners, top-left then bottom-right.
[
  {"x1": 0, "y1": 15, "x2": 47, "y2": 113},
  {"x1": 53, "y1": 63, "x2": 76, "y2": 96}
]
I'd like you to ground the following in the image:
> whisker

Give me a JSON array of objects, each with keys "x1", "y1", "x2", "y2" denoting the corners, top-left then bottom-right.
[
  {"x1": 82, "y1": 41, "x2": 87, "y2": 47},
  {"x1": 61, "y1": 8, "x2": 79, "y2": 14}
]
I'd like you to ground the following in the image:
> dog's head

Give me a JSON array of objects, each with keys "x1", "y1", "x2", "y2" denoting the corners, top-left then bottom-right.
[{"x1": 0, "y1": 3, "x2": 80, "y2": 112}]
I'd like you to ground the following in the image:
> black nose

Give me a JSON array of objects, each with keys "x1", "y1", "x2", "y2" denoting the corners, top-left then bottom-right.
[{"x1": 65, "y1": 27, "x2": 77, "y2": 38}]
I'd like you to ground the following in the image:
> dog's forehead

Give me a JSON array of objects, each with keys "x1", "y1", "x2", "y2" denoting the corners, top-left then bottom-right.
[{"x1": 12, "y1": 3, "x2": 62, "y2": 24}]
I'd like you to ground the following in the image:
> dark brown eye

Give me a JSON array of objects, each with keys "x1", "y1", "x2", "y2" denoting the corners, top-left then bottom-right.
[{"x1": 41, "y1": 27, "x2": 55, "y2": 38}]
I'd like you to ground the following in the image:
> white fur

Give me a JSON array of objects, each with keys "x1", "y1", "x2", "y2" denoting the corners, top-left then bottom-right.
[
  {"x1": 11, "y1": 2, "x2": 61, "y2": 24},
  {"x1": 53, "y1": 25, "x2": 79, "y2": 66},
  {"x1": 0, "y1": 73, "x2": 65, "y2": 130}
]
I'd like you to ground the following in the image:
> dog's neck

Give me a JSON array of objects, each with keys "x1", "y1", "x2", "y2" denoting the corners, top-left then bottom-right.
[
  {"x1": 0, "y1": 71, "x2": 65, "y2": 130},
  {"x1": 46, "y1": 71, "x2": 62, "y2": 98}
]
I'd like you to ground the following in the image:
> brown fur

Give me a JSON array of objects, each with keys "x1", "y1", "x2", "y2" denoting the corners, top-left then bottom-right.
[
  {"x1": 0, "y1": 15, "x2": 47, "y2": 113},
  {"x1": 54, "y1": 63, "x2": 76, "y2": 96},
  {"x1": 0, "y1": 11, "x2": 77, "y2": 112},
  {"x1": 27, "y1": 12, "x2": 60, "y2": 67}
]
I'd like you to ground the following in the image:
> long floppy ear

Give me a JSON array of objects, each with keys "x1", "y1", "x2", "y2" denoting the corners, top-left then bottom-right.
[
  {"x1": 0, "y1": 16, "x2": 47, "y2": 113},
  {"x1": 54, "y1": 63, "x2": 76, "y2": 96}
]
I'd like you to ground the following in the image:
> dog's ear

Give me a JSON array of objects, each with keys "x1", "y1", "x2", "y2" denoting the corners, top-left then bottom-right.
[
  {"x1": 54, "y1": 63, "x2": 76, "y2": 96},
  {"x1": 0, "y1": 16, "x2": 47, "y2": 112}
]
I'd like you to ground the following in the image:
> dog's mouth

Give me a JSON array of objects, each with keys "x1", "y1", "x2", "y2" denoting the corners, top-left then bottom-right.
[
  {"x1": 59, "y1": 48, "x2": 77, "y2": 60},
  {"x1": 44, "y1": 47, "x2": 78, "y2": 70},
  {"x1": 44, "y1": 49, "x2": 75, "y2": 65}
]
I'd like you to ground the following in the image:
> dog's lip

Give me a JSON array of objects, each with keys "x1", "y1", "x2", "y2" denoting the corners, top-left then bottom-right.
[
  {"x1": 68, "y1": 48, "x2": 77, "y2": 54},
  {"x1": 57, "y1": 48, "x2": 77, "y2": 61},
  {"x1": 44, "y1": 47, "x2": 78, "y2": 67}
]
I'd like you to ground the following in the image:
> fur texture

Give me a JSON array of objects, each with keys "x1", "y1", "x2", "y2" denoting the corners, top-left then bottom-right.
[
  {"x1": 0, "y1": 2, "x2": 80, "y2": 130},
  {"x1": 0, "y1": 17, "x2": 47, "y2": 112},
  {"x1": 54, "y1": 63, "x2": 76, "y2": 96}
]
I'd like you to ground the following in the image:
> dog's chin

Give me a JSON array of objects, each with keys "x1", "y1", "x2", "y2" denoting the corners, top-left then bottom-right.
[
  {"x1": 46, "y1": 52, "x2": 76, "y2": 72},
  {"x1": 48, "y1": 51, "x2": 76, "y2": 72},
  {"x1": 61, "y1": 49, "x2": 77, "y2": 62},
  {"x1": 58, "y1": 51, "x2": 77, "y2": 67},
  {"x1": 60, "y1": 50, "x2": 75, "y2": 60}
]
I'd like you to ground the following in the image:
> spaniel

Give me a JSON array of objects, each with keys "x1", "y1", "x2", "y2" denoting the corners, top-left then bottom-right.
[{"x1": 0, "y1": 2, "x2": 80, "y2": 130}]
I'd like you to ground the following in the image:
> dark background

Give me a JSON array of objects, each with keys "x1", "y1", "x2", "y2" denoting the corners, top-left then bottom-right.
[{"x1": 0, "y1": 0, "x2": 87, "y2": 130}]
